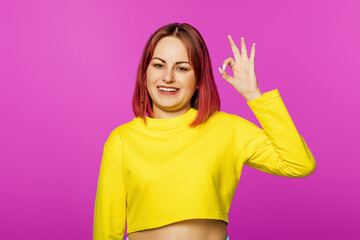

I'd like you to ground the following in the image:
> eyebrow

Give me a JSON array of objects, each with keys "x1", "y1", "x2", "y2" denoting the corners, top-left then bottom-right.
[{"x1": 152, "y1": 57, "x2": 192, "y2": 66}]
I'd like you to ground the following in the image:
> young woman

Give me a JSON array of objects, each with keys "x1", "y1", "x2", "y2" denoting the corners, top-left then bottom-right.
[{"x1": 93, "y1": 22, "x2": 316, "y2": 240}]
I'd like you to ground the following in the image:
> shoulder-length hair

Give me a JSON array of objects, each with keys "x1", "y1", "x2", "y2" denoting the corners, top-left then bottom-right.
[{"x1": 132, "y1": 22, "x2": 221, "y2": 128}]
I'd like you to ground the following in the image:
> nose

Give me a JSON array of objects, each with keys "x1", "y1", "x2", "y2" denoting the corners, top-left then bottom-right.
[{"x1": 162, "y1": 68, "x2": 175, "y2": 83}]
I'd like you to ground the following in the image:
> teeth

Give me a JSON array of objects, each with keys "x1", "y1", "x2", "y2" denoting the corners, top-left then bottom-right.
[{"x1": 158, "y1": 87, "x2": 179, "y2": 92}]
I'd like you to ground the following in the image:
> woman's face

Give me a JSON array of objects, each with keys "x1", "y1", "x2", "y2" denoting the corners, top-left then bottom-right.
[{"x1": 146, "y1": 36, "x2": 198, "y2": 118}]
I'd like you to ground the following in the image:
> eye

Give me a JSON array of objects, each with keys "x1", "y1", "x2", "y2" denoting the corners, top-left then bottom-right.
[
  {"x1": 154, "y1": 64, "x2": 163, "y2": 68},
  {"x1": 178, "y1": 67, "x2": 188, "y2": 71}
]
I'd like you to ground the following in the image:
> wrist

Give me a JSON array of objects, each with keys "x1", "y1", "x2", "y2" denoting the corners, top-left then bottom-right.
[{"x1": 243, "y1": 91, "x2": 262, "y2": 102}]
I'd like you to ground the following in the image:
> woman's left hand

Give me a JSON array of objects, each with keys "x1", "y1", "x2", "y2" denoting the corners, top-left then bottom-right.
[{"x1": 219, "y1": 35, "x2": 262, "y2": 101}]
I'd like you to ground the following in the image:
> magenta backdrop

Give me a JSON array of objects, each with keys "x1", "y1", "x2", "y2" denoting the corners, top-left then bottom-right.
[{"x1": 1, "y1": 0, "x2": 359, "y2": 239}]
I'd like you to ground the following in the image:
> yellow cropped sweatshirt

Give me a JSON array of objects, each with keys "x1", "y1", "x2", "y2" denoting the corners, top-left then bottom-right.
[{"x1": 93, "y1": 89, "x2": 316, "y2": 240}]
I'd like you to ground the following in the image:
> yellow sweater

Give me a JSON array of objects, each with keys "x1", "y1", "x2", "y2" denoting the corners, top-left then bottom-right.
[{"x1": 93, "y1": 89, "x2": 316, "y2": 240}]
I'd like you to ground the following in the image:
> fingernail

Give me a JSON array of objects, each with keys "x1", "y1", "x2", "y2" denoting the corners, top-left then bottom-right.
[
  {"x1": 241, "y1": 37, "x2": 244, "y2": 40},
  {"x1": 228, "y1": 35, "x2": 231, "y2": 39},
  {"x1": 218, "y1": 67, "x2": 222, "y2": 74},
  {"x1": 253, "y1": 42, "x2": 255, "y2": 46},
  {"x1": 222, "y1": 64, "x2": 226, "y2": 70}
]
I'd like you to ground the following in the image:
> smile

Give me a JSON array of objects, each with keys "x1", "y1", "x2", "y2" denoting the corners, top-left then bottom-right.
[{"x1": 157, "y1": 86, "x2": 180, "y2": 95}]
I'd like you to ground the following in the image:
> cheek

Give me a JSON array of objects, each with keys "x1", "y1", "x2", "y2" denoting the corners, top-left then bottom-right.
[
  {"x1": 146, "y1": 74, "x2": 156, "y2": 86},
  {"x1": 147, "y1": 70, "x2": 160, "y2": 83},
  {"x1": 146, "y1": 67, "x2": 155, "y2": 78},
  {"x1": 185, "y1": 77, "x2": 197, "y2": 91}
]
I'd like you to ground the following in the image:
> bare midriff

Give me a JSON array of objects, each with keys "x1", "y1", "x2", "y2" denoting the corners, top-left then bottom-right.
[{"x1": 128, "y1": 219, "x2": 228, "y2": 240}]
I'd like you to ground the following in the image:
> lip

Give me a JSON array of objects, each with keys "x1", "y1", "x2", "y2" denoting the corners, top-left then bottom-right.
[
  {"x1": 157, "y1": 86, "x2": 180, "y2": 95},
  {"x1": 157, "y1": 85, "x2": 180, "y2": 89}
]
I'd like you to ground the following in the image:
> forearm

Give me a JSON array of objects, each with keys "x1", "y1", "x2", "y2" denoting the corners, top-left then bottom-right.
[{"x1": 242, "y1": 89, "x2": 316, "y2": 177}]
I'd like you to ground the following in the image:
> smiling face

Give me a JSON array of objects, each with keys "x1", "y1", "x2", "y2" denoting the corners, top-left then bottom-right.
[{"x1": 146, "y1": 36, "x2": 198, "y2": 119}]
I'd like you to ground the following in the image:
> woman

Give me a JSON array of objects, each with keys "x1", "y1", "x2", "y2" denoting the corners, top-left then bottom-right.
[{"x1": 93, "y1": 22, "x2": 316, "y2": 240}]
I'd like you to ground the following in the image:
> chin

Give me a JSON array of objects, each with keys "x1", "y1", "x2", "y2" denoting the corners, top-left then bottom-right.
[{"x1": 153, "y1": 101, "x2": 185, "y2": 110}]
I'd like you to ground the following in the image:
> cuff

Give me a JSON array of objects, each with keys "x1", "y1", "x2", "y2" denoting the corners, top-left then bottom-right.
[{"x1": 246, "y1": 89, "x2": 280, "y2": 108}]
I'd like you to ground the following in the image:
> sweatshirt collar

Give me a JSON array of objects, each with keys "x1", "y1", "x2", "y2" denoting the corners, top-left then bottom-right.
[{"x1": 134, "y1": 107, "x2": 198, "y2": 130}]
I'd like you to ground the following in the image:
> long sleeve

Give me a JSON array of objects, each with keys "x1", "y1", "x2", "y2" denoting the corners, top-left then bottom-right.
[
  {"x1": 236, "y1": 89, "x2": 316, "y2": 178},
  {"x1": 93, "y1": 131, "x2": 127, "y2": 239}
]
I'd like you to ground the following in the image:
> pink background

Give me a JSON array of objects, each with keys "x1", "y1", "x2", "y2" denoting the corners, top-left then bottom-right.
[{"x1": 1, "y1": 0, "x2": 359, "y2": 239}]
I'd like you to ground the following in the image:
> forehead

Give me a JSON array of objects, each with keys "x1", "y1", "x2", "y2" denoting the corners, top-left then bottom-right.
[{"x1": 153, "y1": 37, "x2": 189, "y2": 61}]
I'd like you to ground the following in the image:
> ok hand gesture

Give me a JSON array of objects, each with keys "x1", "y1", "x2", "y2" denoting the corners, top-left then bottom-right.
[{"x1": 219, "y1": 35, "x2": 262, "y2": 101}]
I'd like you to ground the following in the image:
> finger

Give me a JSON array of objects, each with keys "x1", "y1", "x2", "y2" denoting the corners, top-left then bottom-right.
[
  {"x1": 250, "y1": 43, "x2": 255, "y2": 63},
  {"x1": 227, "y1": 35, "x2": 241, "y2": 62},
  {"x1": 222, "y1": 57, "x2": 236, "y2": 71},
  {"x1": 241, "y1": 37, "x2": 248, "y2": 59},
  {"x1": 219, "y1": 66, "x2": 234, "y2": 85}
]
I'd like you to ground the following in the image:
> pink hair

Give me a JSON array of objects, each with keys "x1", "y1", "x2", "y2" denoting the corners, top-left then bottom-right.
[{"x1": 132, "y1": 22, "x2": 221, "y2": 127}]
